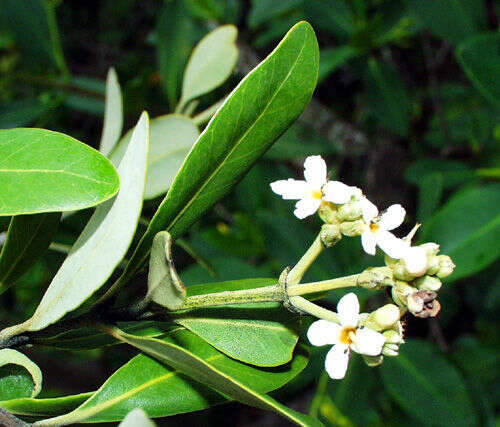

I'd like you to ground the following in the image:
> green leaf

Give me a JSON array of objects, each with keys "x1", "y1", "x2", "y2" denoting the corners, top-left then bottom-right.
[
  {"x1": 0, "y1": 114, "x2": 149, "y2": 338},
  {"x1": 409, "y1": 0, "x2": 486, "y2": 45},
  {"x1": 417, "y1": 174, "x2": 443, "y2": 222},
  {"x1": 303, "y1": 0, "x2": 355, "y2": 39},
  {"x1": 0, "y1": 99, "x2": 51, "y2": 129},
  {"x1": 420, "y1": 184, "x2": 500, "y2": 281},
  {"x1": 114, "y1": 21, "x2": 319, "y2": 295},
  {"x1": 405, "y1": 159, "x2": 475, "y2": 189},
  {"x1": 364, "y1": 57, "x2": 410, "y2": 137},
  {"x1": 0, "y1": 128, "x2": 120, "y2": 216},
  {"x1": 156, "y1": 0, "x2": 195, "y2": 110},
  {"x1": 0, "y1": 213, "x2": 60, "y2": 294},
  {"x1": 456, "y1": 32, "x2": 500, "y2": 108},
  {"x1": 110, "y1": 114, "x2": 199, "y2": 200},
  {"x1": 119, "y1": 408, "x2": 155, "y2": 427},
  {"x1": 99, "y1": 68, "x2": 123, "y2": 157},
  {"x1": 380, "y1": 339, "x2": 478, "y2": 427},
  {"x1": 176, "y1": 279, "x2": 299, "y2": 367},
  {"x1": 147, "y1": 232, "x2": 186, "y2": 311},
  {"x1": 0, "y1": 349, "x2": 42, "y2": 398},
  {"x1": 248, "y1": 0, "x2": 302, "y2": 29},
  {"x1": 0, "y1": 392, "x2": 93, "y2": 420},
  {"x1": 39, "y1": 328, "x2": 312, "y2": 425},
  {"x1": 178, "y1": 25, "x2": 238, "y2": 110},
  {"x1": 318, "y1": 46, "x2": 360, "y2": 83}
]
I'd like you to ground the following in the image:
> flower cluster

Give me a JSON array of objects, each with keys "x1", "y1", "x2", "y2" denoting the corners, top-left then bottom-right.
[{"x1": 270, "y1": 155, "x2": 454, "y2": 379}]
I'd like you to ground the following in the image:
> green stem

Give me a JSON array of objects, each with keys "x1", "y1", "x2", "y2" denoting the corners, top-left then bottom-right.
[
  {"x1": 287, "y1": 234, "x2": 324, "y2": 285},
  {"x1": 309, "y1": 371, "x2": 329, "y2": 417},
  {"x1": 45, "y1": 1, "x2": 70, "y2": 78},
  {"x1": 287, "y1": 274, "x2": 359, "y2": 296},
  {"x1": 288, "y1": 296, "x2": 339, "y2": 323}
]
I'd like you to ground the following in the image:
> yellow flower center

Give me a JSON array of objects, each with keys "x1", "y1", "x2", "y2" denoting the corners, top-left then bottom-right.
[
  {"x1": 369, "y1": 222, "x2": 379, "y2": 233},
  {"x1": 312, "y1": 190, "x2": 323, "y2": 200},
  {"x1": 339, "y1": 327, "x2": 357, "y2": 345}
]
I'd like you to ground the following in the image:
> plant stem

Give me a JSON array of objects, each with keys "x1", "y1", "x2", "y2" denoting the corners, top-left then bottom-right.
[
  {"x1": 0, "y1": 407, "x2": 30, "y2": 427},
  {"x1": 286, "y1": 234, "x2": 324, "y2": 285},
  {"x1": 287, "y1": 274, "x2": 359, "y2": 296},
  {"x1": 288, "y1": 296, "x2": 339, "y2": 323}
]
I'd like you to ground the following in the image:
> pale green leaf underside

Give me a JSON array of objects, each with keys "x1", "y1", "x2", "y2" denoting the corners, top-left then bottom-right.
[
  {"x1": 0, "y1": 113, "x2": 149, "y2": 337},
  {"x1": 0, "y1": 128, "x2": 119, "y2": 215},
  {"x1": 99, "y1": 67, "x2": 123, "y2": 156},
  {"x1": 110, "y1": 114, "x2": 199, "y2": 200},
  {"x1": 179, "y1": 25, "x2": 238, "y2": 108}
]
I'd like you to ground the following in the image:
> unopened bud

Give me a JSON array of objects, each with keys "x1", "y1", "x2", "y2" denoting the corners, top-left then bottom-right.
[
  {"x1": 320, "y1": 224, "x2": 342, "y2": 247},
  {"x1": 415, "y1": 275, "x2": 442, "y2": 292},
  {"x1": 357, "y1": 267, "x2": 394, "y2": 290},
  {"x1": 382, "y1": 343, "x2": 400, "y2": 357},
  {"x1": 436, "y1": 255, "x2": 455, "y2": 278},
  {"x1": 340, "y1": 219, "x2": 365, "y2": 237},
  {"x1": 383, "y1": 328, "x2": 404, "y2": 345},
  {"x1": 318, "y1": 202, "x2": 338, "y2": 224},
  {"x1": 337, "y1": 201, "x2": 362, "y2": 221},
  {"x1": 363, "y1": 354, "x2": 384, "y2": 367},
  {"x1": 365, "y1": 304, "x2": 401, "y2": 331},
  {"x1": 426, "y1": 255, "x2": 440, "y2": 275},
  {"x1": 391, "y1": 262, "x2": 415, "y2": 282},
  {"x1": 391, "y1": 281, "x2": 416, "y2": 307},
  {"x1": 421, "y1": 242, "x2": 440, "y2": 257}
]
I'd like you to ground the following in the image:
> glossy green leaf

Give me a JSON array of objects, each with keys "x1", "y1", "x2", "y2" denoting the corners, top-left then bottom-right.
[
  {"x1": 318, "y1": 46, "x2": 360, "y2": 83},
  {"x1": 147, "y1": 232, "x2": 186, "y2": 310},
  {"x1": 409, "y1": 0, "x2": 486, "y2": 45},
  {"x1": 178, "y1": 25, "x2": 238, "y2": 110},
  {"x1": 176, "y1": 279, "x2": 299, "y2": 367},
  {"x1": 156, "y1": 0, "x2": 195, "y2": 110},
  {"x1": 456, "y1": 32, "x2": 500, "y2": 108},
  {"x1": 420, "y1": 184, "x2": 500, "y2": 281},
  {"x1": 0, "y1": 128, "x2": 119, "y2": 216},
  {"x1": 38, "y1": 328, "x2": 312, "y2": 425},
  {"x1": 0, "y1": 392, "x2": 93, "y2": 420},
  {"x1": 0, "y1": 114, "x2": 149, "y2": 339},
  {"x1": 0, "y1": 213, "x2": 60, "y2": 294},
  {"x1": 99, "y1": 68, "x2": 123, "y2": 156},
  {"x1": 114, "y1": 21, "x2": 319, "y2": 295},
  {"x1": 119, "y1": 408, "x2": 155, "y2": 427},
  {"x1": 110, "y1": 114, "x2": 199, "y2": 200},
  {"x1": 380, "y1": 339, "x2": 477, "y2": 427},
  {"x1": 0, "y1": 350, "x2": 42, "y2": 398},
  {"x1": 364, "y1": 57, "x2": 410, "y2": 137}
]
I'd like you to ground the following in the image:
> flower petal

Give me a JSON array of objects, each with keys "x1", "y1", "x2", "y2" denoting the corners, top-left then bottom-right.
[
  {"x1": 361, "y1": 230, "x2": 377, "y2": 255},
  {"x1": 325, "y1": 344, "x2": 350, "y2": 379},
  {"x1": 376, "y1": 230, "x2": 407, "y2": 259},
  {"x1": 360, "y1": 197, "x2": 378, "y2": 223},
  {"x1": 351, "y1": 327, "x2": 385, "y2": 356},
  {"x1": 403, "y1": 246, "x2": 428, "y2": 276},
  {"x1": 337, "y1": 292, "x2": 359, "y2": 328},
  {"x1": 378, "y1": 204, "x2": 406, "y2": 231},
  {"x1": 323, "y1": 181, "x2": 355, "y2": 204},
  {"x1": 307, "y1": 320, "x2": 342, "y2": 347},
  {"x1": 270, "y1": 179, "x2": 309, "y2": 200},
  {"x1": 303, "y1": 155, "x2": 327, "y2": 189},
  {"x1": 293, "y1": 197, "x2": 321, "y2": 219}
]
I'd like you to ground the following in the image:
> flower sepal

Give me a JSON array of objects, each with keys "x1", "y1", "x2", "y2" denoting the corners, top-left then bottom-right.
[{"x1": 362, "y1": 354, "x2": 384, "y2": 367}]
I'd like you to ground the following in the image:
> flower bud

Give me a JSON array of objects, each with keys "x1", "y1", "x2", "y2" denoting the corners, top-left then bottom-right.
[
  {"x1": 318, "y1": 202, "x2": 338, "y2": 224},
  {"x1": 320, "y1": 223, "x2": 342, "y2": 247},
  {"x1": 426, "y1": 255, "x2": 440, "y2": 275},
  {"x1": 391, "y1": 281, "x2": 417, "y2": 307},
  {"x1": 391, "y1": 262, "x2": 415, "y2": 282},
  {"x1": 364, "y1": 304, "x2": 401, "y2": 331},
  {"x1": 340, "y1": 219, "x2": 365, "y2": 237},
  {"x1": 415, "y1": 275, "x2": 442, "y2": 292},
  {"x1": 420, "y1": 242, "x2": 440, "y2": 257},
  {"x1": 357, "y1": 267, "x2": 394, "y2": 290},
  {"x1": 363, "y1": 354, "x2": 384, "y2": 367},
  {"x1": 436, "y1": 255, "x2": 455, "y2": 278},
  {"x1": 337, "y1": 200, "x2": 363, "y2": 221},
  {"x1": 382, "y1": 343, "x2": 400, "y2": 357}
]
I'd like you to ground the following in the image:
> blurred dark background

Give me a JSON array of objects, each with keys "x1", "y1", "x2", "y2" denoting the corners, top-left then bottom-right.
[{"x1": 0, "y1": 0, "x2": 499, "y2": 425}]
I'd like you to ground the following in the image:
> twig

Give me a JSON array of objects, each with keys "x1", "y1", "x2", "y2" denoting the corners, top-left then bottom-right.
[{"x1": 0, "y1": 407, "x2": 30, "y2": 427}]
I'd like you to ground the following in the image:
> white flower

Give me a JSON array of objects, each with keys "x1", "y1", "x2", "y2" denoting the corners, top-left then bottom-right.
[
  {"x1": 270, "y1": 155, "x2": 357, "y2": 219},
  {"x1": 360, "y1": 199, "x2": 407, "y2": 258},
  {"x1": 401, "y1": 245, "x2": 428, "y2": 276},
  {"x1": 307, "y1": 293, "x2": 386, "y2": 379}
]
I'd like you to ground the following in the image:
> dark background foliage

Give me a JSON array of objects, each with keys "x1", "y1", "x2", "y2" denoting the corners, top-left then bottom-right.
[{"x1": 0, "y1": 0, "x2": 498, "y2": 425}]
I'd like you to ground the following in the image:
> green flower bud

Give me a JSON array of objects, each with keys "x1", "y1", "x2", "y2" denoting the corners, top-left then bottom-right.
[
  {"x1": 420, "y1": 242, "x2": 440, "y2": 257},
  {"x1": 363, "y1": 354, "x2": 384, "y2": 367},
  {"x1": 340, "y1": 219, "x2": 365, "y2": 237},
  {"x1": 383, "y1": 328, "x2": 404, "y2": 345},
  {"x1": 357, "y1": 267, "x2": 394, "y2": 290},
  {"x1": 318, "y1": 202, "x2": 339, "y2": 224},
  {"x1": 415, "y1": 275, "x2": 442, "y2": 292},
  {"x1": 436, "y1": 255, "x2": 455, "y2": 278},
  {"x1": 320, "y1": 223, "x2": 342, "y2": 247},
  {"x1": 391, "y1": 261, "x2": 416, "y2": 281},
  {"x1": 364, "y1": 304, "x2": 402, "y2": 331},
  {"x1": 337, "y1": 200, "x2": 363, "y2": 221},
  {"x1": 426, "y1": 254, "x2": 440, "y2": 275},
  {"x1": 391, "y1": 281, "x2": 416, "y2": 307},
  {"x1": 382, "y1": 343, "x2": 400, "y2": 357}
]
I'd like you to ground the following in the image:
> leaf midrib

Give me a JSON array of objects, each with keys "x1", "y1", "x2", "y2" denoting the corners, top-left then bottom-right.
[{"x1": 0, "y1": 169, "x2": 114, "y2": 187}]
